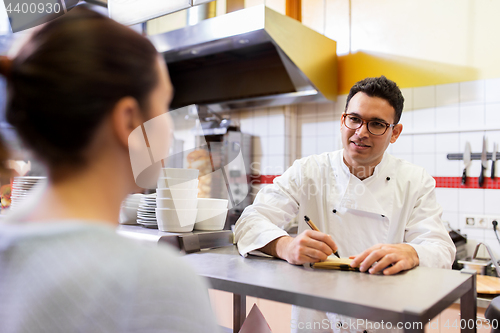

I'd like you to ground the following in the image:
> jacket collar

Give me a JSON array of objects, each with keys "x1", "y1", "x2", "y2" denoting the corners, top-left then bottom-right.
[
  {"x1": 335, "y1": 150, "x2": 390, "y2": 216},
  {"x1": 338, "y1": 149, "x2": 389, "y2": 181}
]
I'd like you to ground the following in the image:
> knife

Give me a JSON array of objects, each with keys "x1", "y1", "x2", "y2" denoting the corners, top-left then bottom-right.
[
  {"x1": 479, "y1": 136, "x2": 487, "y2": 187},
  {"x1": 462, "y1": 142, "x2": 471, "y2": 185},
  {"x1": 492, "y1": 143, "x2": 497, "y2": 180}
]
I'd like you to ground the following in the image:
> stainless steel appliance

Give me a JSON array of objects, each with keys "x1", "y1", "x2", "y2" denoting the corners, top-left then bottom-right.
[
  {"x1": 194, "y1": 125, "x2": 252, "y2": 229},
  {"x1": 149, "y1": 5, "x2": 338, "y2": 111},
  {"x1": 458, "y1": 243, "x2": 500, "y2": 277},
  {"x1": 178, "y1": 106, "x2": 252, "y2": 228}
]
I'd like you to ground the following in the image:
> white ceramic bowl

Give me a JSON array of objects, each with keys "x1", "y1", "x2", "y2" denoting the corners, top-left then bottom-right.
[
  {"x1": 194, "y1": 209, "x2": 228, "y2": 231},
  {"x1": 157, "y1": 178, "x2": 198, "y2": 189},
  {"x1": 119, "y1": 205, "x2": 138, "y2": 225},
  {"x1": 155, "y1": 208, "x2": 197, "y2": 232},
  {"x1": 156, "y1": 198, "x2": 198, "y2": 209},
  {"x1": 157, "y1": 188, "x2": 198, "y2": 200},
  {"x1": 160, "y1": 168, "x2": 199, "y2": 180},
  {"x1": 123, "y1": 193, "x2": 143, "y2": 209},
  {"x1": 197, "y1": 198, "x2": 229, "y2": 210}
]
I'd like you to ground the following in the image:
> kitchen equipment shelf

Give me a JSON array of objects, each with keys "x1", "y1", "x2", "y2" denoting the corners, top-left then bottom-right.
[{"x1": 447, "y1": 153, "x2": 496, "y2": 161}]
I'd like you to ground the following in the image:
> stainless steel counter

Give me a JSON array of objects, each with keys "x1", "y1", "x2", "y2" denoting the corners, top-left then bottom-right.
[
  {"x1": 116, "y1": 225, "x2": 233, "y2": 253},
  {"x1": 184, "y1": 246, "x2": 477, "y2": 333}
]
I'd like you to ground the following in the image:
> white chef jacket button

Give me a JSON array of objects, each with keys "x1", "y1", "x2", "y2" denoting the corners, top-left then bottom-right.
[
  {"x1": 386, "y1": 177, "x2": 390, "y2": 181},
  {"x1": 332, "y1": 209, "x2": 337, "y2": 213}
]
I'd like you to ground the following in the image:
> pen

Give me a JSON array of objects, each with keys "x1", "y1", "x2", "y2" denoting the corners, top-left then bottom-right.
[{"x1": 304, "y1": 215, "x2": 340, "y2": 259}]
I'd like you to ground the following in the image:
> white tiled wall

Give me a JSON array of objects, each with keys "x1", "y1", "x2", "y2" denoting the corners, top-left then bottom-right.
[
  {"x1": 387, "y1": 79, "x2": 500, "y2": 258},
  {"x1": 232, "y1": 106, "x2": 290, "y2": 196},
  {"x1": 297, "y1": 102, "x2": 343, "y2": 158}
]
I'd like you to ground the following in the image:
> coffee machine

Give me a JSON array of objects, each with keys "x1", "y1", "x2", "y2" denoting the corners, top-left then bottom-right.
[{"x1": 182, "y1": 106, "x2": 252, "y2": 229}]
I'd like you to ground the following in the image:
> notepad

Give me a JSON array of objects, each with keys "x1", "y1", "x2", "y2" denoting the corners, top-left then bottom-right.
[{"x1": 312, "y1": 257, "x2": 360, "y2": 271}]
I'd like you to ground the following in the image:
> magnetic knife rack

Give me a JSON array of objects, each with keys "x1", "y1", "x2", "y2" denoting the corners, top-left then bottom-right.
[{"x1": 447, "y1": 153, "x2": 496, "y2": 160}]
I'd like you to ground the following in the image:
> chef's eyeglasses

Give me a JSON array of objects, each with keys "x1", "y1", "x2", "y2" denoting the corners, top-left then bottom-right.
[{"x1": 342, "y1": 113, "x2": 395, "y2": 136}]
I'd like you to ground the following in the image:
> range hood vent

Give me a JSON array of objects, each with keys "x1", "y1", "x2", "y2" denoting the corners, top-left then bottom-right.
[{"x1": 149, "y1": 5, "x2": 337, "y2": 111}]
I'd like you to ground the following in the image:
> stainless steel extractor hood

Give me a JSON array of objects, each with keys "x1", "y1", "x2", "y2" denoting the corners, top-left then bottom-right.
[{"x1": 149, "y1": 5, "x2": 337, "y2": 111}]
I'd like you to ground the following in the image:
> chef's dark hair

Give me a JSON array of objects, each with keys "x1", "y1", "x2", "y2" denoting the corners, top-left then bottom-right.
[
  {"x1": 0, "y1": 6, "x2": 159, "y2": 169},
  {"x1": 345, "y1": 76, "x2": 404, "y2": 124}
]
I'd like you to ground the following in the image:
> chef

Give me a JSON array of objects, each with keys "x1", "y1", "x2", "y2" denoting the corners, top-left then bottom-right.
[{"x1": 234, "y1": 76, "x2": 455, "y2": 333}]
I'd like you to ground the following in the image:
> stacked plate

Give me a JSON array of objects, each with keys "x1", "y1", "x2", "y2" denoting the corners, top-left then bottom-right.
[
  {"x1": 119, "y1": 193, "x2": 143, "y2": 225},
  {"x1": 10, "y1": 176, "x2": 45, "y2": 209},
  {"x1": 156, "y1": 168, "x2": 199, "y2": 232},
  {"x1": 137, "y1": 193, "x2": 158, "y2": 228}
]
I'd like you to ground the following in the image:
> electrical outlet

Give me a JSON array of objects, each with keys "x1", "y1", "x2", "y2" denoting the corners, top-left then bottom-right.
[
  {"x1": 465, "y1": 217, "x2": 476, "y2": 226},
  {"x1": 464, "y1": 214, "x2": 500, "y2": 229},
  {"x1": 488, "y1": 217, "x2": 500, "y2": 229},
  {"x1": 478, "y1": 217, "x2": 488, "y2": 228}
]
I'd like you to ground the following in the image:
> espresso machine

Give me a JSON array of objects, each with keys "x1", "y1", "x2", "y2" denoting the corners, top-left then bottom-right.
[
  {"x1": 196, "y1": 124, "x2": 252, "y2": 228},
  {"x1": 181, "y1": 106, "x2": 252, "y2": 229}
]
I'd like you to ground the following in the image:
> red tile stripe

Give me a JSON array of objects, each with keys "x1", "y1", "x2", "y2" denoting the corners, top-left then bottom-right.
[
  {"x1": 252, "y1": 175, "x2": 500, "y2": 189},
  {"x1": 434, "y1": 177, "x2": 500, "y2": 189}
]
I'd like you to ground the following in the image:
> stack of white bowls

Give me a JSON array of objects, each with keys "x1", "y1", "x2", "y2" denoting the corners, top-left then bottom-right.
[
  {"x1": 119, "y1": 193, "x2": 143, "y2": 225},
  {"x1": 156, "y1": 168, "x2": 199, "y2": 232},
  {"x1": 195, "y1": 198, "x2": 229, "y2": 231}
]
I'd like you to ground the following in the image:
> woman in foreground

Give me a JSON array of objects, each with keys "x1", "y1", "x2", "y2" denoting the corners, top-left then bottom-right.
[{"x1": 0, "y1": 6, "x2": 220, "y2": 333}]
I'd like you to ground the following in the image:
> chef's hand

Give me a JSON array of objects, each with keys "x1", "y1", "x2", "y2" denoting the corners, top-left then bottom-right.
[
  {"x1": 349, "y1": 243, "x2": 419, "y2": 275},
  {"x1": 259, "y1": 231, "x2": 338, "y2": 265}
]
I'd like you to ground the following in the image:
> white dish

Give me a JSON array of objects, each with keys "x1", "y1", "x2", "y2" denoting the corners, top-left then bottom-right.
[
  {"x1": 157, "y1": 223, "x2": 194, "y2": 233},
  {"x1": 11, "y1": 191, "x2": 26, "y2": 195},
  {"x1": 119, "y1": 204, "x2": 138, "y2": 223},
  {"x1": 157, "y1": 178, "x2": 198, "y2": 189},
  {"x1": 137, "y1": 209, "x2": 155, "y2": 214},
  {"x1": 139, "y1": 200, "x2": 155, "y2": 205},
  {"x1": 155, "y1": 208, "x2": 197, "y2": 231},
  {"x1": 138, "y1": 202, "x2": 156, "y2": 208},
  {"x1": 119, "y1": 217, "x2": 137, "y2": 225},
  {"x1": 137, "y1": 216, "x2": 157, "y2": 222},
  {"x1": 157, "y1": 188, "x2": 198, "y2": 200},
  {"x1": 195, "y1": 208, "x2": 228, "y2": 222},
  {"x1": 137, "y1": 218, "x2": 157, "y2": 224},
  {"x1": 193, "y1": 222, "x2": 226, "y2": 231},
  {"x1": 123, "y1": 193, "x2": 143, "y2": 208},
  {"x1": 141, "y1": 201, "x2": 156, "y2": 206},
  {"x1": 138, "y1": 204, "x2": 155, "y2": 208},
  {"x1": 160, "y1": 168, "x2": 199, "y2": 179},
  {"x1": 137, "y1": 220, "x2": 158, "y2": 228},
  {"x1": 137, "y1": 208, "x2": 156, "y2": 213},
  {"x1": 12, "y1": 185, "x2": 34, "y2": 190},
  {"x1": 197, "y1": 198, "x2": 229, "y2": 210},
  {"x1": 13, "y1": 176, "x2": 45, "y2": 180},
  {"x1": 156, "y1": 198, "x2": 198, "y2": 209},
  {"x1": 194, "y1": 210, "x2": 228, "y2": 231},
  {"x1": 137, "y1": 210, "x2": 156, "y2": 217}
]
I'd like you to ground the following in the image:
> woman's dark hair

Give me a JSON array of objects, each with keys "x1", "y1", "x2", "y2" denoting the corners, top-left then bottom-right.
[
  {"x1": 345, "y1": 76, "x2": 404, "y2": 124},
  {"x1": 3, "y1": 6, "x2": 159, "y2": 168}
]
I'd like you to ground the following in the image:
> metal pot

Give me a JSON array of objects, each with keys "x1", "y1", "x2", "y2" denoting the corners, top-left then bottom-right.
[
  {"x1": 458, "y1": 243, "x2": 500, "y2": 276},
  {"x1": 458, "y1": 257, "x2": 492, "y2": 275}
]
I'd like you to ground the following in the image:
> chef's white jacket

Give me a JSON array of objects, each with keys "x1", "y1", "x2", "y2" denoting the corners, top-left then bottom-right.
[{"x1": 234, "y1": 150, "x2": 456, "y2": 333}]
